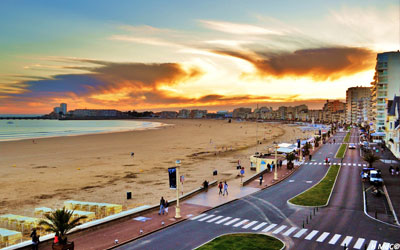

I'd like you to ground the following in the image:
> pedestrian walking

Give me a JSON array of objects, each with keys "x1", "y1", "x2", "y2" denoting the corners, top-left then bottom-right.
[
  {"x1": 396, "y1": 167, "x2": 399, "y2": 176},
  {"x1": 309, "y1": 154, "x2": 312, "y2": 161},
  {"x1": 223, "y1": 181, "x2": 228, "y2": 196},
  {"x1": 218, "y1": 181, "x2": 223, "y2": 195},
  {"x1": 279, "y1": 160, "x2": 283, "y2": 169},
  {"x1": 159, "y1": 197, "x2": 165, "y2": 215},
  {"x1": 391, "y1": 168, "x2": 395, "y2": 176},
  {"x1": 165, "y1": 200, "x2": 169, "y2": 215},
  {"x1": 325, "y1": 157, "x2": 328, "y2": 165},
  {"x1": 259, "y1": 175, "x2": 263, "y2": 186},
  {"x1": 267, "y1": 163, "x2": 271, "y2": 172},
  {"x1": 30, "y1": 228, "x2": 39, "y2": 250},
  {"x1": 389, "y1": 166, "x2": 393, "y2": 175}
]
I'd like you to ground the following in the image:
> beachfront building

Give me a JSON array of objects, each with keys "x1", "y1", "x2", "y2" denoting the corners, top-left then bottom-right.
[
  {"x1": 252, "y1": 106, "x2": 272, "y2": 119},
  {"x1": 158, "y1": 111, "x2": 178, "y2": 119},
  {"x1": 233, "y1": 107, "x2": 252, "y2": 119},
  {"x1": 190, "y1": 109, "x2": 207, "y2": 119},
  {"x1": 371, "y1": 51, "x2": 400, "y2": 131},
  {"x1": 385, "y1": 95, "x2": 400, "y2": 158},
  {"x1": 53, "y1": 107, "x2": 61, "y2": 114},
  {"x1": 178, "y1": 109, "x2": 190, "y2": 118},
  {"x1": 70, "y1": 109, "x2": 122, "y2": 117},
  {"x1": 322, "y1": 100, "x2": 346, "y2": 124},
  {"x1": 346, "y1": 86, "x2": 372, "y2": 125},
  {"x1": 60, "y1": 103, "x2": 67, "y2": 115}
]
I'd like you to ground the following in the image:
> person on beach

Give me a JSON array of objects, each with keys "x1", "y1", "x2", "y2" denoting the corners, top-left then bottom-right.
[
  {"x1": 165, "y1": 200, "x2": 169, "y2": 215},
  {"x1": 159, "y1": 197, "x2": 165, "y2": 215},
  {"x1": 218, "y1": 181, "x2": 223, "y2": 195},
  {"x1": 223, "y1": 181, "x2": 228, "y2": 196}
]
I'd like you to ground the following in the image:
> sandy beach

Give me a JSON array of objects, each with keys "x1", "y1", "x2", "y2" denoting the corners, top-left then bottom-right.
[{"x1": 0, "y1": 119, "x2": 314, "y2": 216}]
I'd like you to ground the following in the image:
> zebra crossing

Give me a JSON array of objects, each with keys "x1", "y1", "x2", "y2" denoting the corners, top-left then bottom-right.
[
  {"x1": 303, "y1": 161, "x2": 368, "y2": 167},
  {"x1": 190, "y1": 213, "x2": 394, "y2": 249}
]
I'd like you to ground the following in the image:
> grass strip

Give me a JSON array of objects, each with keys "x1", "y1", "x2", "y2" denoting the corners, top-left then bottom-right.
[
  {"x1": 335, "y1": 144, "x2": 347, "y2": 158},
  {"x1": 289, "y1": 165, "x2": 340, "y2": 206},
  {"x1": 196, "y1": 234, "x2": 283, "y2": 250},
  {"x1": 343, "y1": 132, "x2": 351, "y2": 143}
]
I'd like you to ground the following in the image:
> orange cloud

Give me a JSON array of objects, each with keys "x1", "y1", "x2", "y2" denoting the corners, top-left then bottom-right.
[{"x1": 213, "y1": 47, "x2": 375, "y2": 81}]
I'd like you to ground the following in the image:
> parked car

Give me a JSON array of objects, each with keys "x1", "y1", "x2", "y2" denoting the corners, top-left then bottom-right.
[
  {"x1": 369, "y1": 170, "x2": 383, "y2": 186},
  {"x1": 349, "y1": 143, "x2": 356, "y2": 149}
]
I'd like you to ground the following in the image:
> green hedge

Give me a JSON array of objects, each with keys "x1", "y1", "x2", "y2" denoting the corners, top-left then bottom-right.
[
  {"x1": 335, "y1": 144, "x2": 347, "y2": 158},
  {"x1": 343, "y1": 132, "x2": 351, "y2": 143},
  {"x1": 289, "y1": 165, "x2": 340, "y2": 206}
]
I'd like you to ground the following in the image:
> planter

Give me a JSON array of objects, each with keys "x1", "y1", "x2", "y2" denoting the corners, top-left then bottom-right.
[{"x1": 52, "y1": 241, "x2": 74, "y2": 250}]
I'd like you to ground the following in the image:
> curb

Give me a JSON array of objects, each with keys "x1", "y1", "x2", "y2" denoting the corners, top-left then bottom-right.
[
  {"x1": 192, "y1": 232, "x2": 286, "y2": 250},
  {"x1": 361, "y1": 182, "x2": 400, "y2": 229},
  {"x1": 382, "y1": 184, "x2": 400, "y2": 226},
  {"x1": 287, "y1": 164, "x2": 341, "y2": 208}
]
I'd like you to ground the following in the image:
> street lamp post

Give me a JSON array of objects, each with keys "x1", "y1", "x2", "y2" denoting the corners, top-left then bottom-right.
[
  {"x1": 274, "y1": 143, "x2": 279, "y2": 181},
  {"x1": 175, "y1": 160, "x2": 181, "y2": 219}
]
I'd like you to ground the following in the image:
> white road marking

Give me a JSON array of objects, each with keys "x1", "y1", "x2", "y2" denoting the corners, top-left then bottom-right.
[
  {"x1": 261, "y1": 224, "x2": 277, "y2": 232},
  {"x1": 190, "y1": 213, "x2": 207, "y2": 220},
  {"x1": 353, "y1": 238, "x2": 365, "y2": 249},
  {"x1": 293, "y1": 229, "x2": 308, "y2": 238},
  {"x1": 318, "y1": 163, "x2": 322, "y2": 165},
  {"x1": 304, "y1": 230, "x2": 319, "y2": 240},
  {"x1": 328, "y1": 234, "x2": 341, "y2": 245},
  {"x1": 198, "y1": 214, "x2": 215, "y2": 221},
  {"x1": 343, "y1": 163, "x2": 347, "y2": 166},
  {"x1": 233, "y1": 219, "x2": 249, "y2": 227},
  {"x1": 367, "y1": 240, "x2": 377, "y2": 250},
  {"x1": 314, "y1": 163, "x2": 318, "y2": 165},
  {"x1": 215, "y1": 217, "x2": 231, "y2": 224},
  {"x1": 282, "y1": 227, "x2": 297, "y2": 236},
  {"x1": 252, "y1": 222, "x2": 267, "y2": 230},
  {"x1": 242, "y1": 221, "x2": 258, "y2": 229},
  {"x1": 353, "y1": 163, "x2": 356, "y2": 166},
  {"x1": 206, "y1": 216, "x2": 223, "y2": 223},
  {"x1": 316, "y1": 232, "x2": 330, "y2": 242},
  {"x1": 341, "y1": 236, "x2": 353, "y2": 246},
  {"x1": 289, "y1": 180, "x2": 295, "y2": 183},
  {"x1": 224, "y1": 218, "x2": 240, "y2": 226},
  {"x1": 358, "y1": 164, "x2": 361, "y2": 166},
  {"x1": 363, "y1": 164, "x2": 367, "y2": 167},
  {"x1": 272, "y1": 225, "x2": 287, "y2": 234},
  {"x1": 381, "y1": 242, "x2": 392, "y2": 250},
  {"x1": 338, "y1": 163, "x2": 342, "y2": 165},
  {"x1": 306, "y1": 181, "x2": 312, "y2": 183}
]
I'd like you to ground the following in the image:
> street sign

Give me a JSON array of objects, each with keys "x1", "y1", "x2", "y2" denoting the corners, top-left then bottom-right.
[{"x1": 168, "y1": 167, "x2": 177, "y2": 189}]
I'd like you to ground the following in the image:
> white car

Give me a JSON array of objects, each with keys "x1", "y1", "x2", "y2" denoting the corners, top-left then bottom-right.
[{"x1": 349, "y1": 143, "x2": 356, "y2": 149}]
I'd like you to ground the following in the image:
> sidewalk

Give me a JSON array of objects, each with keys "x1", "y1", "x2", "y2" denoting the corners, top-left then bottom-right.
[{"x1": 368, "y1": 145, "x2": 400, "y2": 225}]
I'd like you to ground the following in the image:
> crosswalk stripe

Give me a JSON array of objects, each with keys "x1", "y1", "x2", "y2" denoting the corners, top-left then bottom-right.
[
  {"x1": 363, "y1": 164, "x2": 367, "y2": 167},
  {"x1": 338, "y1": 163, "x2": 341, "y2": 165},
  {"x1": 224, "y1": 218, "x2": 241, "y2": 226},
  {"x1": 293, "y1": 229, "x2": 308, "y2": 238},
  {"x1": 358, "y1": 164, "x2": 361, "y2": 166},
  {"x1": 343, "y1": 163, "x2": 347, "y2": 166},
  {"x1": 242, "y1": 221, "x2": 258, "y2": 229},
  {"x1": 215, "y1": 217, "x2": 231, "y2": 224},
  {"x1": 341, "y1": 236, "x2": 353, "y2": 247},
  {"x1": 206, "y1": 215, "x2": 223, "y2": 223},
  {"x1": 314, "y1": 163, "x2": 317, "y2": 165},
  {"x1": 329, "y1": 234, "x2": 342, "y2": 245},
  {"x1": 198, "y1": 214, "x2": 215, "y2": 221},
  {"x1": 282, "y1": 227, "x2": 297, "y2": 236},
  {"x1": 316, "y1": 232, "x2": 330, "y2": 242},
  {"x1": 272, "y1": 225, "x2": 287, "y2": 234},
  {"x1": 318, "y1": 163, "x2": 322, "y2": 165},
  {"x1": 233, "y1": 219, "x2": 249, "y2": 227},
  {"x1": 262, "y1": 224, "x2": 277, "y2": 232},
  {"x1": 190, "y1": 213, "x2": 207, "y2": 220},
  {"x1": 367, "y1": 240, "x2": 377, "y2": 250},
  {"x1": 252, "y1": 222, "x2": 267, "y2": 230},
  {"x1": 353, "y1": 163, "x2": 356, "y2": 166},
  {"x1": 305, "y1": 230, "x2": 319, "y2": 240},
  {"x1": 381, "y1": 242, "x2": 392, "y2": 250},
  {"x1": 353, "y1": 238, "x2": 365, "y2": 249}
]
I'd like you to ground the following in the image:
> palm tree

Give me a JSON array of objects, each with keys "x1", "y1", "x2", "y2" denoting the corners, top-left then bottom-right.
[
  {"x1": 286, "y1": 152, "x2": 296, "y2": 170},
  {"x1": 363, "y1": 152, "x2": 380, "y2": 168},
  {"x1": 303, "y1": 143, "x2": 311, "y2": 156},
  {"x1": 315, "y1": 136, "x2": 321, "y2": 147},
  {"x1": 39, "y1": 208, "x2": 87, "y2": 246}
]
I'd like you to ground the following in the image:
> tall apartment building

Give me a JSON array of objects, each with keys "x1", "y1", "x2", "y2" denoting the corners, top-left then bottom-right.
[
  {"x1": 372, "y1": 51, "x2": 400, "y2": 131},
  {"x1": 322, "y1": 100, "x2": 346, "y2": 123},
  {"x1": 345, "y1": 87, "x2": 372, "y2": 125},
  {"x1": 60, "y1": 103, "x2": 67, "y2": 115}
]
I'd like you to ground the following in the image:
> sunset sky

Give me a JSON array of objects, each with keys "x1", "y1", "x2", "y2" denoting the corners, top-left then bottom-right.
[{"x1": 0, "y1": 0, "x2": 399, "y2": 114}]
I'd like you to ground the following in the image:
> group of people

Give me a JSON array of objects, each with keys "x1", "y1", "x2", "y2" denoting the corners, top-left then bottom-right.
[
  {"x1": 218, "y1": 181, "x2": 229, "y2": 196},
  {"x1": 325, "y1": 157, "x2": 331, "y2": 165},
  {"x1": 265, "y1": 160, "x2": 283, "y2": 172},
  {"x1": 389, "y1": 166, "x2": 400, "y2": 176},
  {"x1": 158, "y1": 197, "x2": 169, "y2": 215}
]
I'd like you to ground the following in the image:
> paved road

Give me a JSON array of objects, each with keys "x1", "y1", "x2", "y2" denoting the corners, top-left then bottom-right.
[{"x1": 117, "y1": 130, "x2": 400, "y2": 250}]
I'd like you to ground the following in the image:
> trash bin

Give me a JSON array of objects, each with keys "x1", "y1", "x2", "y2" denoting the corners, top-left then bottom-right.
[
  {"x1": 213, "y1": 170, "x2": 218, "y2": 175},
  {"x1": 127, "y1": 192, "x2": 132, "y2": 200}
]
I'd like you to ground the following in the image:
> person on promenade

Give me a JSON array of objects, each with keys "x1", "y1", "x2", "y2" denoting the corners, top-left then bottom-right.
[
  {"x1": 53, "y1": 232, "x2": 59, "y2": 244},
  {"x1": 279, "y1": 160, "x2": 283, "y2": 169},
  {"x1": 223, "y1": 181, "x2": 228, "y2": 196},
  {"x1": 389, "y1": 166, "x2": 393, "y2": 175},
  {"x1": 267, "y1": 163, "x2": 271, "y2": 172},
  {"x1": 396, "y1": 166, "x2": 399, "y2": 176},
  {"x1": 30, "y1": 228, "x2": 39, "y2": 250},
  {"x1": 218, "y1": 182, "x2": 223, "y2": 195},
  {"x1": 309, "y1": 154, "x2": 312, "y2": 161},
  {"x1": 165, "y1": 200, "x2": 169, "y2": 215},
  {"x1": 259, "y1": 175, "x2": 263, "y2": 186},
  {"x1": 159, "y1": 197, "x2": 165, "y2": 215}
]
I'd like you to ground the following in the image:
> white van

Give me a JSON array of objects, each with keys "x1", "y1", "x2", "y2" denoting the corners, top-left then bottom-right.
[{"x1": 369, "y1": 170, "x2": 383, "y2": 185}]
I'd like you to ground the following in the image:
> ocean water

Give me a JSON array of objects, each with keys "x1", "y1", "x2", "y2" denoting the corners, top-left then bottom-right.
[{"x1": 0, "y1": 119, "x2": 163, "y2": 141}]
